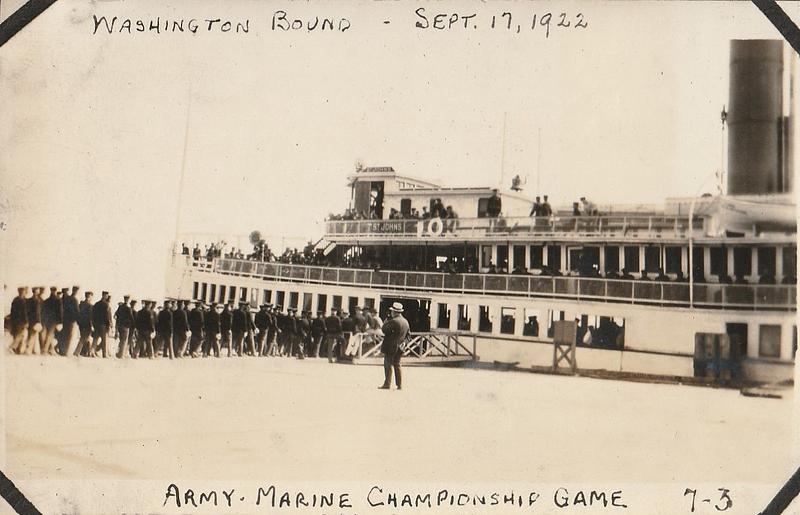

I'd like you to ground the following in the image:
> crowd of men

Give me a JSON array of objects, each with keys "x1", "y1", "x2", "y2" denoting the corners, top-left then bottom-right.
[{"x1": 6, "y1": 286, "x2": 394, "y2": 364}]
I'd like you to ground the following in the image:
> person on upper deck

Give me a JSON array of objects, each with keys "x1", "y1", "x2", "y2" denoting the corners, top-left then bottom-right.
[
  {"x1": 572, "y1": 202, "x2": 581, "y2": 216},
  {"x1": 540, "y1": 195, "x2": 553, "y2": 216},
  {"x1": 444, "y1": 206, "x2": 458, "y2": 219},
  {"x1": 580, "y1": 197, "x2": 598, "y2": 216},
  {"x1": 530, "y1": 196, "x2": 542, "y2": 217},
  {"x1": 487, "y1": 189, "x2": 502, "y2": 218},
  {"x1": 655, "y1": 268, "x2": 670, "y2": 282},
  {"x1": 620, "y1": 268, "x2": 634, "y2": 280}
]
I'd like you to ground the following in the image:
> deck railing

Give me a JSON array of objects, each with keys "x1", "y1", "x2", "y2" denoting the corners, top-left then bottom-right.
[
  {"x1": 184, "y1": 257, "x2": 796, "y2": 311},
  {"x1": 323, "y1": 215, "x2": 705, "y2": 240}
]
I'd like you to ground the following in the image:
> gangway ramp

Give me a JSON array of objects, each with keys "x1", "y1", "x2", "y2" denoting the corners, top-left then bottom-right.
[{"x1": 350, "y1": 331, "x2": 478, "y2": 366}]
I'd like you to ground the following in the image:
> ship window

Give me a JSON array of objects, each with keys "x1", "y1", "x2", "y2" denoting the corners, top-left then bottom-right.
[
  {"x1": 348, "y1": 296, "x2": 358, "y2": 314},
  {"x1": 250, "y1": 288, "x2": 258, "y2": 306},
  {"x1": 500, "y1": 307, "x2": 516, "y2": 335},
  {"x1": 193, "y1": 282, "x2": 199, "y2": 300},
  {"x1": 437, "y1": 303, "x2": 450, "y2": 329},
  {"x1": 529, "y1": 245, "x2": 544, "y2": 269},
  {"x1": 400, "y1": 198, "x2": 412, "y2": 217},
  {"x1": 665, "y1": 246, "x2": 681, "y2": 274},
  {"x1": 710, "y1": 247, "x2": 727, "y2": 276},
  {"x1": 228, "y1": 286, "x2": 237, "y2": 302},
  {"x1": 478, "y1": 305, "x2": 492, "y2": 332},
  {"x1": 457, "y1": 304, "x2": 471, "y2": 331},
  {"x1": 209, "y1": 284, "x2": 217, "y2": 303},
  {"x1": 219, "y1": 285, "x2": 226, "y2": 303},
  {"x1": 363, "y1": 298, "x2": 375, "y2": 310},
  {"x1": 275, "y1": 290, "x2": 285, "y2": 308},
  {"x1": 757, "y1": 247, "x2": 776, "y2": 277},
  {"x1": 512, "y1": 245, "x2": 526, "y2": 271},
  {"x1": 604, "y1": 246, "x2": 619, "y2": 273},
  {"x1": 644, "y1": 246, "x2": 660, "y2": 273},
  {"x1": 289, "y1": 292, "x2": 299, "y2": 309},
  {"x1": 302, "y1": 293, "x2": 312, "y2": 312},
  {"x1": 239, "y1": 287, "x2": 248, "y2": 303},
  {"x1": 758, "y1": 324, "x2": 781, "y2": 358},
  {"x1": 547, "y1": 245, "x2": 562, "y2": 273},
  {"x1": 332, "y1": 295, "x2": 342, "y2": 310},
  {"x1": 201, "y1": 283, "x2": 208, "y2": 301},
  {"x1": 623, "y1": 246, "x2": 639, "y2": 274},
  {"x1": 262, "y1": 289, "x2": 271, "y2": 304},
  {"x1": 317, "y1": 294, "x2": 328, "y2": 314},
  {"x1": 783, "y1": 246, "x2": 797, "y2": 278},
  {"x1": 477, "y1": 198, "x2": 489, "y2": 218},
  {"x1": 733, "y1": 247, "x2": 752, "y2": 278},
  {"x1": 497, "y1": 245, "x2": 509, "y2": 272},
  {"x1": 522, "y1": 309, "x2": 540, "y2": 337},
  {"x1": 481, "y1": 245, "x2": 492, "y2": 269}
]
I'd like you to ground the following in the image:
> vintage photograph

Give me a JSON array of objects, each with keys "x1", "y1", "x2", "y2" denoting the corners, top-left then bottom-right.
[{"x1": 1, "y1": 1, "x2": 797, "y2": 513}]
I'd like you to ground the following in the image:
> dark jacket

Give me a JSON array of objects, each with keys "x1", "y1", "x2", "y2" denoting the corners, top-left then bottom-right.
[
  {"x1": 188, "y1": 308, "x2": 204, "y2": 332},
  {"x1": 231, "y1": 308, "x2": 247, "y2": 332},
  {"x1": 298, "y1": 317, "x2": 311, "y2": 338},
  {"x1": 115, "y1": 304, "x2": 134, "y2": 329},
  {"x1": 173, "y1": 308, "x2": 189, "y2": 333},
  {"x1": 78, "y1": 301, "x2": 93, "y2": 331},
  {"x1": 220, "y1": 308, "x2": 233, "y2": 332},
  {"x1": 353, "y1": 312, "x2": 368, "y2": 333},
  {"x1": 381, "y1": 314, "x2": 410, "y2": 355},
  {"x1": 63, "y1": 295, "x2": 79, "y2": 325},
  {"x1": 136, "y1": 308, "x2": 155, "y2": 334},
  {"x1": 311, "y1": 316, "x2": 327, "y2": 337},
  {"x1": 204, "y1": 310, "x2": 221, "y2": 335},
  {"x1": 156, "y1": 309, "x2": 173, "y2": 334},
  {"x1": 11, "y1": 296, "x2": 27, "y2": 330},
  {"x1": 255, "y1": 310, "x2": 270, "y2": 331},
  {"x1": 325, "y1": 315, "x2": 342, "y2": 335},
  {"x1": 26, "y1": 297, "x2": 42, "y2": 326},
  {"x1": 341, "y1": 316, "x2": 356, "y2": 333},
  {"x1": 91, "y1": 300, "x2": 112, "y2": 328},
  {"x1": 42, "y1": 295, "x2": 63, "y2": 328}
]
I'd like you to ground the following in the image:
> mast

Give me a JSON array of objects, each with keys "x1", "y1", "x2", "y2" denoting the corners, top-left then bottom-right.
[
  {"x1": 499, "y1": 111, "x2": 507, "y2": 188},
  {"x1": 536, "y1": 127, "x2": 542, "y2": 194},
  {"x1": 174, "y1": 91, "x2": 192, "y2": 255}
]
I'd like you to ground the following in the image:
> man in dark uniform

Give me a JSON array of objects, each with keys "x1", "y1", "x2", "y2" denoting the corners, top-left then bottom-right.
[
  {"x1": 92, "y1": 292, "x2": 113, "y2": 357},
  {"x1": 275, "y1": 306, "x2": 287, "y2": 356},
  {"x1": 172, "y1": 300, "x2": 189, "y2": 357},
  {"x1": 10, "y1": 287, "x2": 28, "y2": 354},
  {"x1": 74, "y1": 291, "x2": 94, "y2": 357},
  {"x1": 243, "y1": 304, "x2": 257, "y2": 356},
  {"x1": 340, "y1": 310, "x2": 356, "y2": 360},
  {"x1": 285, "y1": 308, "x2": 299, "y2": 356},
  {"x1": 379, "y1": 302, "x2": 410, "y2": 390},
  {"x1": 265, "y1": 305, "x2": 278, "y2": 356},
  {"x1": 41, "y1": 286, "x2": 63, "y2": 355},
  {"x1": 156, "y1": 300, "x2": 174, "y2": 359},
  {"x1": 60, "y1": 286, "x2": 80, "y2": 356},
  {"x1": 114, "y1": 296, "x2": 134, "y2": 358},
  {"x1": 24, "y1": 287, "x2": 44, "y2": 354},
  {"x1": 487, "y1": 189, "x2": 502, "y2": 218},
  {"x1": 297, "y1": 310, "x2": 311, "y2": 359},
  {"x1": 135, "y1": 300, "x2": 156, "y2": 358},
  {"x1": 203, "y1": 303, "x2": 222, "y2": 357},
  {"x1": 310, "y1": 310, "x2": 327, "y2": 358},
  {"x1": 231, "y1": 302, "x2": 247, "y2": 357},
  {"x1": 254, "y1": 304, "x2": 270, "y2": 356},
  {"x1": 324, "y1": 308, "x2": 344, "y2": 363},
  {"x1": 220, "y1": 301, "x2": 234, "y2": 357},
  {"x1": 128, "y1": 299, "x2": 139, "y2": 357},
  {"x1": 187, "y1": 301, "x2": 205, "y2": 357}
]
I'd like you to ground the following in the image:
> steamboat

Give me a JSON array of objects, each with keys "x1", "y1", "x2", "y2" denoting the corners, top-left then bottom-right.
[{"x1": 165, "y1": 40, "x2": 797, "y2": 383}]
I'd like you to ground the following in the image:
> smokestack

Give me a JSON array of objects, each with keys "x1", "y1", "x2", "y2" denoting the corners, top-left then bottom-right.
[{"x1": 727, "y1": 40, "x2": 784, "y2": 195}]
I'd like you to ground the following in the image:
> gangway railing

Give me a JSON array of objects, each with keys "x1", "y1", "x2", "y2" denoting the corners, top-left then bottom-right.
[
  {"x1": 185, "y1": 257, "x2": 797, "y2": 311},
  {"x1": 353, "y1": 331, "x2": 477, "y2": 362}
]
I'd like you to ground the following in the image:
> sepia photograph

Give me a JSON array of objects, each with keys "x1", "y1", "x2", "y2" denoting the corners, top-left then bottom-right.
[{"x1": 0, "y1": 0, "x2": 798, "y2": 513}]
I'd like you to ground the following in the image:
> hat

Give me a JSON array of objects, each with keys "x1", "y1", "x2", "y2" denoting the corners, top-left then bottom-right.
[
  {"x1": 102, "y1": 291, "x2": 109, "y2": 295},
  {"x1": 123, "y1": 295, "x2": 130, "y2": 300},
  {"x1": 50, "y1": 286, "x2": 57, "y2": 292},
  {"x1": 72, "y1": 286, "x2": 80, "y2": 291},
  {"x1": 17, "y1": 286, "x2": 27, "y2": 293},
  {"x1": 61, "y1": 287, "x2": 69, "y2": 293},
  {"x1": 316, "y1": 310, "x2": 324, "y2": 315},
  {"x1": 389, "y1": 302, "x2": 404, "y2": 312}
]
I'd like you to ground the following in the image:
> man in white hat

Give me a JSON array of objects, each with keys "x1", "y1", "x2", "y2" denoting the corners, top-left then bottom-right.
[{"x1": 379, "y1": 302, "x2": 409, "y2": 390}]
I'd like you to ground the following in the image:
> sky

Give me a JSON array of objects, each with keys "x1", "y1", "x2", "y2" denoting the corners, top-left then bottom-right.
[{"x1": 1, "y1": 0, "x2": 798, "y2": 301}]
